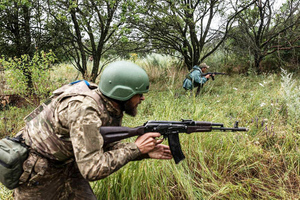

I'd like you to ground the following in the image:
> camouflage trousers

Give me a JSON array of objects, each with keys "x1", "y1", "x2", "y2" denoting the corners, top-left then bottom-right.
[{"x1": 13, "y1": 152, "x2": 97, "y2": 200}]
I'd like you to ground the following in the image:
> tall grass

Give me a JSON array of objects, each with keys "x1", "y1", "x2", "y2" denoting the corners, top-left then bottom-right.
[
  {"x1": 90, "y1": 71, "x2": 300, "y2": 199},
  {"x1": 280, "y1": 68, "x2": 300, "y2": 127},
  {"x1": 136, "y1": 53, "x2": 185, "y2": 92},
  {"x1": 1, "y1": 57, "x2": 300, "y2": 199}
]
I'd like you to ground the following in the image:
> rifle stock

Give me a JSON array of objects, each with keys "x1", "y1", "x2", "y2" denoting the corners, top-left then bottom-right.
[{"x1": 100, "y1": 126, "x2": 145, "y2": 144}]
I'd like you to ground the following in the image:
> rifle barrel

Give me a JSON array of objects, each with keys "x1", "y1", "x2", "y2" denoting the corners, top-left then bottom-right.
[{"x1": 212, "y1": 127, "x2": 248, "y2": 132}]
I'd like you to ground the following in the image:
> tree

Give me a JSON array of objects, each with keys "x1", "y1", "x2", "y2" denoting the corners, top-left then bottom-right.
[
  {"x1": 228, "y1": 0, "x2": 300, "y2": 73},
  {"x1": 0, "y1": 0, "x2": 34, "y2": 58},
  {"x1": 129, "y1": 0, "x2": 254, "y2": 70},
  {"x1": 0, "y1": 0, "x2": 65, "y2": 94},
  {"x1": 47, "y1": 0, "x2": 137, "y2": 82},
  {"x1": 0, "y1": 0, "x2": 43, "y2": 93}
]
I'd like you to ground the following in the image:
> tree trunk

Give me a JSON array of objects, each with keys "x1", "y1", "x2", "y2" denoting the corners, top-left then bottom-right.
[{"x1": 254, "y1": 53, "x2": 263, "y2": 74}]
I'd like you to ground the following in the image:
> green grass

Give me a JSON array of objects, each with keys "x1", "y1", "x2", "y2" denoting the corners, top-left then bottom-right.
[
  {"x1": 90, "y1": 72, "x2": 300, "y2": 199},
  {"x1": 1, "y1": 60, "x2": 300, "y2": 199}
]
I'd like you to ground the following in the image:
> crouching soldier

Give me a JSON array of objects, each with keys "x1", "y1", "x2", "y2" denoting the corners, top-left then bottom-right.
[{"x1": 13, "y1": 61, "x2": 172, "y2": 200}]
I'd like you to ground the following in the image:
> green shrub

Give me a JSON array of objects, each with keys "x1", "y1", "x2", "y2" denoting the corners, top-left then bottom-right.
[
  {"x1": 280, "y1": 68, "x2": 300, "y2": 127},
  {"x1": 1, "y1": 50, "x2": 56, "y2": 105}
]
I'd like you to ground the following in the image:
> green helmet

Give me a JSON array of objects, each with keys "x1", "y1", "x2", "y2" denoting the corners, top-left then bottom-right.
[{"x1": 98, "y1": 61, "x2": 149, "y2": 101}]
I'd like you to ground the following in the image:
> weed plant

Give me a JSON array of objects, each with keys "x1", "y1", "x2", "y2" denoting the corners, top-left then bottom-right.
[
  {"x1": 280, "y1": 68, "x2": 300, "y2": 128},
  {"x1": 1, "y1": 57, "x2": 300, "y2": 199}
]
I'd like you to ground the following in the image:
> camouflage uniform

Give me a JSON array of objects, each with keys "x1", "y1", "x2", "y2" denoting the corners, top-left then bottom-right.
[{"x1": 13, "y1": 81, "x2": 142, "y2": 200}]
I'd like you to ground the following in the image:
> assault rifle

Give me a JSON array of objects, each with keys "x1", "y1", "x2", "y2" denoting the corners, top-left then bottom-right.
[
  {"x1": 196, "y1": 72, "x2": 227, "y2": 96},
  {"x1": 100, "y1": 120, "x2": 248, "y2": 164},
  {"x1": 202, "y1": 72, "x2": 227, "y2": 81}
]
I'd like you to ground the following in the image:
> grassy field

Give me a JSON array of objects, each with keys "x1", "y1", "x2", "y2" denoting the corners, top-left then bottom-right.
[{"x1": 1, "y1": 56, "x2": 300, "y2": 199}]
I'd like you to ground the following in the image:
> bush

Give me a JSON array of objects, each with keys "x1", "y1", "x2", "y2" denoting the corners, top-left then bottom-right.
[
  {"x1": 0, "y1": 50, "x2": 56, "y2": 105},
  {"x1": 280, "y1": 68, "x2": 300, "y2": 127}
]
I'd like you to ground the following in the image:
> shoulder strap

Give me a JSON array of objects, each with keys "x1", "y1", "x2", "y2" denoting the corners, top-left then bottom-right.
[
  {"x1": 53, "y1": 80, "x2": 100, "y2": 104},
  {"x1": 186, "y1": 68, "x2": 201, "y2": 80}
]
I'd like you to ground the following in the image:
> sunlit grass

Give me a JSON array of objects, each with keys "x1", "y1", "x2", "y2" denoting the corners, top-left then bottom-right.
[{"x1": 0, "y1": 183, "x2": 13, "y2": 200}]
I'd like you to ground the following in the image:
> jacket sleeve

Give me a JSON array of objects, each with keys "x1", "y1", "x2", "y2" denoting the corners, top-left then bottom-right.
[
  {"x1": 56, "y1": 96, "x2": 141, "y2": 181},
  {"x1": 193, "y1": 70, "x2": 208, "y2": 85}
]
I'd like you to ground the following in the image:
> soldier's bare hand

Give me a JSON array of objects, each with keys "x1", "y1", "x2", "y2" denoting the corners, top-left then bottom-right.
[
  {"x1": 148, "y1": 144, "x2": 172, "y2": 160},
  {"x1": 135, "y1": 132, "x2": 161, "y2": 154}
]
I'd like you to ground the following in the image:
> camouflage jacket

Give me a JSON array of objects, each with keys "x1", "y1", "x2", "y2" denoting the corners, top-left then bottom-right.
[
  {"x1": 182, "y1": 65, "x2": 208, "y2": 90},
  {"x1": 22, "y1": 81, "x2": 141, "y2": 181}
]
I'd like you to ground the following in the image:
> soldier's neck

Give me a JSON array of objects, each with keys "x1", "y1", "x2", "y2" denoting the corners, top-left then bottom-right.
[{"x1": 111, "y1": 100, "x2": 121, "y2": 111}]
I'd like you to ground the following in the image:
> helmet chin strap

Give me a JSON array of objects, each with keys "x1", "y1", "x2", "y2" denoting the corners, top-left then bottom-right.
[
  {"x1": 119, "y1": 100, "x2": 126, "y2": 112},
  {"x1": 104, "y1": 93, "x2": 127, "y2": 112}
]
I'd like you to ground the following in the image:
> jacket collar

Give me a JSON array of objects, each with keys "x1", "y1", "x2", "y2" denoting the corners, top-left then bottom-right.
[{"x1": 96, "y1": 89, "x2": 123, "y2": 117}]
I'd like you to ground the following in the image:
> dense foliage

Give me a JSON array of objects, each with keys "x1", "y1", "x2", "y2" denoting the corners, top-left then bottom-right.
[
  {"x1": 0, "y1": 0, "x2": 299, "y2": 79},
  {"x1": 0, "y1": 50, "x2": 56, "y2": 103}
]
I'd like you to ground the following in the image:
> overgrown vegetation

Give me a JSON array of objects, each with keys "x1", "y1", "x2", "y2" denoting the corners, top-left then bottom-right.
[
  {"x1": 280, "y1": 68, "x2": 300, "y2": 128},
  {"x1": 1, "y1": 0, "x2": 298, "y2": 79},
  {"x1": 0, "y1": 50, "x2": 56, "y2": 106},
  {"x1": 1, "y1": 54, "x2": 300, "y2": 199}
]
